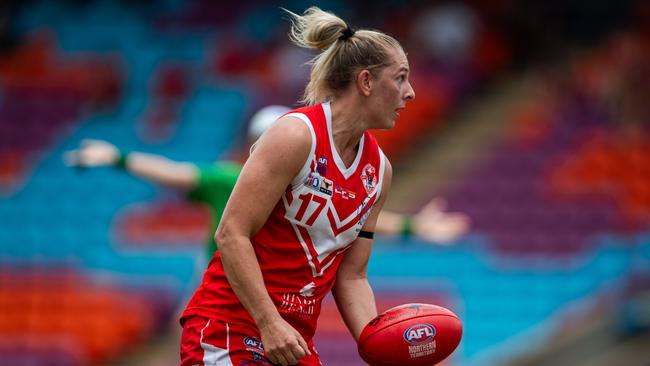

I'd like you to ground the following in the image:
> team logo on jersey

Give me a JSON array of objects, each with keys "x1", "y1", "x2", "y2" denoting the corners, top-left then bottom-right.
[
  {"x1": 360, "y1": 163, "x2": 377, "y2": 194},
  {"x1": 334, "y1": 186, "x2": 356, "y2": 200},
  {"x1": 320, "y1": 177, "x2": 333, "y2": 196},
  {"x1": 304, "y1": 172, "x2": 333, "y2": 196},
  {"x1": 280, "y1": 293, "x2": 317, "y2": 317},
  {"x1": 317, "y1": 155, "x2": 328, "y2": 176}
]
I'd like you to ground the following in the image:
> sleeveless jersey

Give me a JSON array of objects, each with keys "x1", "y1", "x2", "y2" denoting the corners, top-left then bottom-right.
[{"x1": 181, "y1": 102, "x2": 386, "y2": 342}]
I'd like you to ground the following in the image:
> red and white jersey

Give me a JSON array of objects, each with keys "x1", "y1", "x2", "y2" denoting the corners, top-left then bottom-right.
[{"x1": 182, "y1": 102, "x2": 386, "y2": 341}]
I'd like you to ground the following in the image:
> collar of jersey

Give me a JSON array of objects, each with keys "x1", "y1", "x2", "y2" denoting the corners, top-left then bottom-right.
[{"x1": 322, "y1": 101, "x2": 365, "y2": 180}]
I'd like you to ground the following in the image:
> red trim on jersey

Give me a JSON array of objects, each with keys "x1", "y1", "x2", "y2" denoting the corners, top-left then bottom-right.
[
  {"x1": 327, "y1": 196, "x2": 377, "y2": 236},
  {"x1": 295, "y1": 225, "x2": 352, "y2": 275}
]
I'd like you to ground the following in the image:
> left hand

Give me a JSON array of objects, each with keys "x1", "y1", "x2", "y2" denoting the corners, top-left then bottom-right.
[{"x1": 63, "y1": 139, "x2": 120, "y2": 168}]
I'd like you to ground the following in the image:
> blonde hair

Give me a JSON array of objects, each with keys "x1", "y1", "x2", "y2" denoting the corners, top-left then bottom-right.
[{"x1": 284, "y1": 7, "x2": 403, "y2": 105}]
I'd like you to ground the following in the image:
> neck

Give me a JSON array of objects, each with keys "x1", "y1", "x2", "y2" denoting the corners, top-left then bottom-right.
[{"x1": 329, "y1": 97, "x2": 368, "y2": 155}]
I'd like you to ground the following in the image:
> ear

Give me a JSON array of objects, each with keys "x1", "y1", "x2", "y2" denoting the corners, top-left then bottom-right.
[{"x1": 356, "y1": 69, "x2": 373, "y2": 97}]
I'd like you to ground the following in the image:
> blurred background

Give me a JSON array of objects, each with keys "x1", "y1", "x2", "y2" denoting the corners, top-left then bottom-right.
[{"x1": 0, "y1": 0, "x2": 649, "y2": 365}]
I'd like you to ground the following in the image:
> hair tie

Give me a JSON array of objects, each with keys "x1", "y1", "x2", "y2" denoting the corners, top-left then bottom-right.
[{"x1": 339, "y1": 25, "x2": 355, "y2": 40}]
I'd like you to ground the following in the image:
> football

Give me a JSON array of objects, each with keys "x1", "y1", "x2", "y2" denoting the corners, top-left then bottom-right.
[{"x1": 358, "y1": 303, "x2": 462, "y2": 366}]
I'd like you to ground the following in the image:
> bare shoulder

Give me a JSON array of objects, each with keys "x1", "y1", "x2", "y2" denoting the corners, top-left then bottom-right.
[
  {"x1": 248, "y1": 115, "x2": 313, "y2": 176},
  {"x1": 260, "y1": 115, "x2": 312, "y2": 149}
]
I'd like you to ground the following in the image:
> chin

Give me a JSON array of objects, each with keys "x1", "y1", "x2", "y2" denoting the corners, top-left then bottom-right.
[
  {"x1": 374, "y1": 121, "x2": 395, "y2": 130},
  {"x1": 369, "y1": 115, "x2": 396, "y2": 130}
]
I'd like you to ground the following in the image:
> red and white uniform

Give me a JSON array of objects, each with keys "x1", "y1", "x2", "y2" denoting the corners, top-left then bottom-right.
[{"x1": 181, "y1": 102, "x2": 386, "y2": 365}]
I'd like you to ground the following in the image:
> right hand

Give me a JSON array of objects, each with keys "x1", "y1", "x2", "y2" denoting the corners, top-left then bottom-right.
[
  {"x1": 412, "y1": 197, "x2": 471, "y2": 244},
  {"x1": 259, "y1": 317, "x2": 311, "y2": 365},
  {"x1": 63, "y1": 139, "x2": 120, "y2": 168}
]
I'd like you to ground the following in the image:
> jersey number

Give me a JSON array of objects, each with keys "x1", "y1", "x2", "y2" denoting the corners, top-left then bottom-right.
[{"x1": 294, "y1": 193, "x2": 327, "y2": 225}]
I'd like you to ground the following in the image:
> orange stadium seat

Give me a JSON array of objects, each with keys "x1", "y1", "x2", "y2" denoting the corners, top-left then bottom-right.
[
  {"x1": 549, "y1": 131, "x2": 650, "y2": 228},
  {"x1": 114, "y1": 201, "x2": 211, "y2": 246},
  {"x1": 0, "y1": 270, "x2": 157, "y2": 365}
]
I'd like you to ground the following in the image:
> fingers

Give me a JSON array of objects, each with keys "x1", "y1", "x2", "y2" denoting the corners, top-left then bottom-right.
[
  {"x1": 64, "y1": 140, "x2": 97, "y2": 167},
  {"x1": 447, "y1": 214, "x2": 471, "y2": 233},
  {"x1": 284, "y1": 351, "x2": 298, "y2": 365},
  {"x1": 266, "y1": 350, "x2": 279, "y2": 365},
  {"x1": 269, "y1": 352, "x2": 290, "y2": 366},
  {"x1": 266, "y1": 348, "x2": 294, "y2": 365},
  {"x1": 432, "y1": 216, "x2": 471, "y2": 244},
  {"x1": 416, "y1": 209, "x2": 471, "y2": 244},
  {"x1": 422, "y1": 197, "x2": 446, "y2": 213},
  {"x1": 296, "y1": 335, "x2": 311, "y2": 356},
  {"x1": 414, "y1": 196, "x2": 472, "y2": 244},
  {"x1": 266, "y1": 336, "x2": 310, "y2": 365},
  {"x1": 63, "y1": 139, "x2": 120, "y2": 167},
  {"x1": 286, "y1": 334, "x2": 311, "y2": 364},
  {"x1": 260, "y1": 318, "x2": 310, "y2": 365},
  {"x1": 285, "y1": 338, "x2": 308, "y2": 364}
]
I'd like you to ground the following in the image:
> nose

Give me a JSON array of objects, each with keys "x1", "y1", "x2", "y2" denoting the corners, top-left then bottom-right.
[{"x1": 404, "y1": 81, "x2": 415, "y2": 101}]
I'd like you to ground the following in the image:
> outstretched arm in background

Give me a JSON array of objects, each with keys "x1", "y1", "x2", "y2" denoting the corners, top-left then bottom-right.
[
  {"x1": 64, "y1": 140, "x2": 470, "y2": 245},
  {"x1": 375, "y1": 197, "x2": 470, "y2": 244},
  {"x1": 63, "y1": 139, "x2": 199, "y2": 189}
]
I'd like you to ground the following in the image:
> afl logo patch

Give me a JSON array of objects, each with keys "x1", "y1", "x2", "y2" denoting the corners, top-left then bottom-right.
[{"x1": 243, "y1": 337, "x2": 265, "y2": 353}]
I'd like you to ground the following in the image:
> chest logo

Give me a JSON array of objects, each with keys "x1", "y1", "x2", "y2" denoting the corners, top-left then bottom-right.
[
  {"x1": 334, "y1": 186, "x2": 356, "y2": 200},
  {"x1": 317, "y1": 155, "x2": 328, "y2": 176},
  {"x1": 305, "y1": 172, "x2": 333, "y2": 196},
  {"x1": 360, "y1": 163, "x2": 377, "y2": 194}
]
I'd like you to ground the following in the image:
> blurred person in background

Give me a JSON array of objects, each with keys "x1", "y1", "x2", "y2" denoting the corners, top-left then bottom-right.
[
  {"x1": 64, "y1": 106, "x2": 469, "y2": 262},
  {"x1": 413, "y1": 1, "x2": 478, "y2": 66}
]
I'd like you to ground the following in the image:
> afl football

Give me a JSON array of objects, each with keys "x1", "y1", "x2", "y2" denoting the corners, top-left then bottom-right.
[{"x1": 358, "y1": 303, "x2": 462, "y2": 366}]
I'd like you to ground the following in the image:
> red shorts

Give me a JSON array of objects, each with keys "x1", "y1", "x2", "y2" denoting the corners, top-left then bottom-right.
[{"x1": 180, "y1": 316, "x2": 322, "y2": 366}]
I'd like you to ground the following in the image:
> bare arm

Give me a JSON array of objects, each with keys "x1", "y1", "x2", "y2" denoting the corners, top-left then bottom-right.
[
  {"x1": 332, "y1": 160, "x2": 393, "y2": 340},
  {"x1": 64, "y1": 139, "x2": 198, "y2": 189},
  {"x1": 375, "y1": 198, "x2": 470, "y2": 244},
  {"x1": 215, "y1": 117, "x2": 311, "y2": 365}
]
